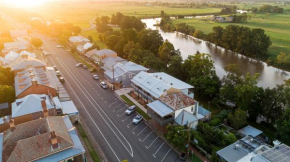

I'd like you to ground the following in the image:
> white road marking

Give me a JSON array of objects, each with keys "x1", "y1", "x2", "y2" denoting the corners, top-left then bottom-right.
[
  {"x1": 153, "y1": 142, "x2": 165, "y2": 157},
  {"x1": 146, "y1": 136, "x2": 159, "y2": 149},
  {"x1": 142, "y1": 131, "x2": 153, "y2": 142},
  {"x1": 109, "y1": 100, "x2": 120, "y2": 107},
  {"x1": 112, "y1": 103, "x2": 124, "y2": 110},
  {"x1": 116, "y1": 106, "x2": 126, "y2": 113},
  {"x1": 122, "y1": 115, "x2": 131, "y2": 122},
  {"x1": 127, "y1": 122, "x2": 133, "y2": 128},
  {"x1": 56, "y1": 57, "x2": 134, "y2": 157},
  {"x1": 161, "y1": 148, "x2": 172, "y2": 162},
  {"x1": 132, "y1": 121, "x2": 143, "y2": 131},
  {"x1": 47, "y1": 57, "x2": 120, "y2": 161},
  {"x1": 119, "y1": 112, "x2": 126, "y2": 117},
  {"x1": 137, "y1": 126, "x2": 148, "y2": 136}
]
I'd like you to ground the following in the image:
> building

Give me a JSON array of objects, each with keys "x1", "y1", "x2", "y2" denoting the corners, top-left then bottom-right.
[
  {"x1": 9, "y1": 30, "x2": 28, "y2": 40},
  {"x1": 238, "y1": 125, "x2": 263, "y2": 138},
  {"x1": 2, "y1": 41, "x2": 29, "y2": 56},
  {"x1": 77, "y1": 42, "x2": 93, "y2": 54},
  {"x1": 131, "y1": 71, "x2": 194, "y2": 102},
  {"x1": 5, "y1": 54, "x2": 46, "y2": 74},
  {"x1": 147, "y1": 88, "x2": 210, "y2": 133},
  {"x1": 4, "y1": 51, "x2": 19, "y2": 63},
  {"x1": 85, "y1": 49, "x2": 117, "y2": 64},
  {"x1": 14, "y1": 66, "x2": 57, "y2": 98},
  {"x1": 252, "y1": 143, "x2": 290, "y2": 162},
  {"x1": 103, "y1": 61, "x2": 148, "y2": 88},
  {"x1": 69, "y1": 36, "x2": 90, "y2": 46},
  {"x1": 0, "y1": 116, "x2": 86, "y2": 162}
]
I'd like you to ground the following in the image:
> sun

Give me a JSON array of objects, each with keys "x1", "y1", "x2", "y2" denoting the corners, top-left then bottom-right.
[{"x1": 3, "y1": 0, "x2": 48, "y2": 8}]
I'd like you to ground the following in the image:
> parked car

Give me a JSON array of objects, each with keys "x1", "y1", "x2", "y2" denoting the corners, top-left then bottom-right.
[
  {"x1": 100, "y1": 81, "x2": 108, "y2": 89},
  {"x1": 125, "y1": 105, "x2": 136, "y2": 115},
  {"x1": 56, "y1": 45, "x2": 63, "y2": 48},
  {"x1": 59, "y1": 77, "x2": 65, "y2": 83},
  {"x1": 83, "y1": 65, "x2": 87, "y2": 69},
  {"x1": 179, "y1": 152, "x2": 187, "y2": 161},
  {"x1": 133, "y1": 115, "x2": 142, "y2": 124},
  {"x1": 43, "y1": 51, "x2": 51, "y2": 56},
  {"x1": 93, "y1": 75, "x2": 99, "y2": 80},
  {"x1": 76, "y1": 63, "x2": 83, "y2": 67},
  {"x1": 53, "y1": 66, "x2": 58, "y2": 71},
  {"x1": 56, "y1": 71, "x2": 61, "y2": 77}
]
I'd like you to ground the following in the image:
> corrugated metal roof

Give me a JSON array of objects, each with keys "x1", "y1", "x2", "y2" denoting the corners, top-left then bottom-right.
[{"x1": 147, "y1": 100, "x2": 174, "y2": 117}]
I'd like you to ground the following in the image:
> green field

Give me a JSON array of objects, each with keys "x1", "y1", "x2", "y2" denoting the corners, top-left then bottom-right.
[
  {"x1": 28, "y1": 2, "x2": 221, "y2": 28},
  {"x1": 0, "y1": 17, "x2": 15, "y2": 32},
  {"x1": 172, "y1": 12, "x2": 290, "y2": 60}
]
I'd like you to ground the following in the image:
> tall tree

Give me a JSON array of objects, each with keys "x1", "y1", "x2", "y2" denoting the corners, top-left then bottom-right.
[
  {"x1": 138, "y1": 29, "x2": 163, "y2": 54},
  {"x1": 0, "y1": 85, "x2": 15, "y2": 103},
  {"x1": 276, "y1": 109, "x2": 290, "y2": 145},
  {"x1": 31, "y1": 37, "x2": 43, "y2": 49},
  {"x1": 158, "y1": 40, "x2": 177, "y2": 65},
  {"x1": 167, "y1": 55, "x2": 184, "y2": 80}
]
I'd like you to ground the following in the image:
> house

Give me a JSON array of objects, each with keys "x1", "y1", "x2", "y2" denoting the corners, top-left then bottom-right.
[
  {"x1": 147, "y1": 88, "x2": 210, "y2": 133},
  {"x1": 52, "y1": 97, "x2": 79, "y2": 122},
  {"x1": 0, "y1": 115, "x2": 86, "y2": 162},
  {"x1": 251, "y1": 143, "x2": 290, "y2": 162},
  {"x1": 103, "y1": 61, "x2": 148, "y2": 88},
  {"x1": 4, "y1": 51, "x2": 19, "y2": 63},
  {"x1": 14, "y1": 66, "x2": 57, "y2": 98},
  {"x1": 238, "y1": 125, "x2": 263, "y2": 138},
  {"x1": 101, "y1": 56, "x2": 127, "y2": 67},
  {"x1": 2, "y1": 41, "x2": 29, "y2": 55},
  {"x1": 131, "y1": 71, "x2": 194, "y2": 102},
  {"x1": 85, "y1": 49, "x2": 117, "y2": 64},
  {"x1": 217, "y1": 135, "x2": 271, "y2": 162},
  {"x1": 9, "y1": 30, "x2": 28, "y2": 40},
  {"x1": 69, "y1": 36, "x2": 90, "y2": 46},
  {"x1": 77, "y1": 42, "x2": 93, "y2": 54},
  {"x1": 6, "y1": 54, "x2": 46, "y2": 74}
]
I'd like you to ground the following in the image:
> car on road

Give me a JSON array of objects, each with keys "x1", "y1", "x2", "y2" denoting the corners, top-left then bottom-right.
[
  {"x1": 53, "y1": 66, "x2": 58, "y2": 71},
  {"x1": 93, "y1": 75, "x2": 99, "y2": 80},
  {"x1": 59, "y1": 77, "x2": 65, "y2": 83},
  {"x1": 56, "y1": 71, "x2": 61, "y2": 77},
  {"x1": 76, "y1": 63, "x2": 83, "y2": 67},
  {"x1": 43, "y1": 51, "x2": 51, "y2": 56},
  {"x1": 133, "y1": 115, "x2": 142, "y2": 124},
  {"x1": 125, "y1": 105, "x2": 136, "y2": 115},
  {"x1": 56, "y1": 45, "x2": 63, "y2": 48},
  {"x1": 83, "y1": 65, "x2": 87, "y2": 69},
  {"x1": 100, "y1": 81, "x2": 108, "y2": 89}
]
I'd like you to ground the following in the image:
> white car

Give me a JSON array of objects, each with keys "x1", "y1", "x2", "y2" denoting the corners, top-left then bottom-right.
[
  {"x1": 76, "y1": 63, "x2": 83, "y2": 67},
  {"x1": 56, "y1": 45, "x2": 63, "y2": 48},
  {"x1": 93, "y1": 75, "x2": 99, "y2": 80},
  {"x1": 100, "y1": 81, "x2": 108, "y2": 89},
  {"x1": 132, "y1": 115, "x2": 142, "y2": 124},
  {"x1": 125, "y1": 105, "x2": 136, "y2": 115},
  {"x1": 43, "y1": 51, "x2": 51, "y2": 56}
]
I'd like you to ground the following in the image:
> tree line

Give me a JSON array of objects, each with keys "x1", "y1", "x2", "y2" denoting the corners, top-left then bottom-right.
[
  {"x1": 251, "y1": 5, "x2": 284, "y2": 13},
  {"x1": 0, "y1": 67, "x2": 15, "y2": 104}
]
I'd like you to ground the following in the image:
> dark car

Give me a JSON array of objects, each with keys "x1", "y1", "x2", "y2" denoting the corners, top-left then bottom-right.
[{"x1": 83, "y1": 65, "x2": 87, "y2": 69}]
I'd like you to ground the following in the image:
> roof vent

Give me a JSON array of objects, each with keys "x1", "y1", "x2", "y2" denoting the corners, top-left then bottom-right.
[
  {"x1": 170, "y1": 83, "x2": 173, "y2": 85},
  {"x1": 159, "y1": 77, "x2": 162, "y2": 80},
  {"x1": 250, "y1": 138, "x2": 254, "y2": 142},
  {"x1": 235, "y1": 144, "x2": 240, "y2": 149}
]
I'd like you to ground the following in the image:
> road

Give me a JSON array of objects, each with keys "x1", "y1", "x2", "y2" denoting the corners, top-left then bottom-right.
[{"x1": 2, "y1": 13, "x2": 184, "y2": 162}]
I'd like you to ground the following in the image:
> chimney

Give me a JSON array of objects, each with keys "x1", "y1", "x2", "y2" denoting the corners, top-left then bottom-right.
[
  {"x1": 194, "y1": 102, "x2": 199, "y2": 117},
  {"x1": 9, "y1": 119, "x2": 16, "y2": 132},
  {"x1": 3, "y1": 116, "x2": 7, "y2": 123},
  {"x1": 31, "y1": 78, "x2": 38, "y2": 85},
  {"x1": 41, "y1": 100, "x2": 49, "y2": 117},
  {"x1": 50, "y1": 131, "x2": 59, "y2": 149}
]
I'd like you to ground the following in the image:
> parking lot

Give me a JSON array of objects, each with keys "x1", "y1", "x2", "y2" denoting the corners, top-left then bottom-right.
[{"x1": 109, "y1": 100, "x2": 184, "y2": 162}]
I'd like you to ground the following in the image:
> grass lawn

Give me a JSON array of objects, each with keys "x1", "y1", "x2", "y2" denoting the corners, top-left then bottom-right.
[
  {"x1": 189, "y1": 154, "x2": 203, "y2": 162},
  {"x1": 75, "y1": 123, "x2": 101, "y2": 162},
  {"x1": 172, "y1": 12, "x2": 290, "y2": 61},
  {"x1": 27, "y1": 2, "x2": 221, "y2": 28},
  {"x1": 0, "y1": 17, "x2": 15, "y2": 31},
  {"x1": 120, "y1": 94, "x2": 150, "y2": 120},
  {"x1": 81, "y1": 30, "x2": 106, "y2": 49},
  {"x1": 70, "y1": 51, "x2": 92, "y2": 69}
]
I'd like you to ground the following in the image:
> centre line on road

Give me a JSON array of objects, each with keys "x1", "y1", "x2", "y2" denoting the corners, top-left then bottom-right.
[
  {"x1": 137, "y1": 126, "x2": 148, "y2": 136},
  {"x1": 153, "y1": 142, "x2": 165, "y2": 157},
  {"x1": 161, "y1": 148, "x2": 172, "y2": 162},
  {"x1": 146, "y1": 136, "x2": 159, "y2": 149},
  {"x1": 142, "y1": 131, "x2": 154, "y2": 142}
]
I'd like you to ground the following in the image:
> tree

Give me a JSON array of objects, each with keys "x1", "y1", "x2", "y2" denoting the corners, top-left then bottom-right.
[
  {"x1": 276, "y1": 109, "x2": 290, "y2": 145},
  {"x1": 72, "y1": 26, "x2": 81, "y2": 35},
  {"x1": 0, "y1": 67, "x2": 14, "y2": 86},
  {"x1": 166, "y1": 125, "x2": 188, "y2": 151},
  {"x1": 193, "y1": 29, "x2": 206, "y2": 39},
  {"x1": 138, "y1": 29, "x2": 164, "y2": 54},
  {"x1": 123, "y1": 41, "x2": 137, "y2": 59},
  {"x1": 158, "y1": 40, "x2": 177, "y2": 65},
  {"x1": 87, "y1": 36, "x2": 94, "y2": 42},
  {"x1": 31, "y1": 37, "x2": 43, "y2": 49},
  {"x1": 0, "y1": 73, "x2": 7, "y2": 85},
  {"x1": 0, "y1": 85, "x2": 15, "y2": 103},
  {"x1": 114, "y1": 38, "x2": 128, "y2": 58},
  {"x1": 182, "y1": 53, "x2": 220, "y2": 100},
  {"x1": 206, "y1": 26, "x2": 224, "y2": 46},
  {"x1": 228, "y1": 109, "x2": 247, "y2": 129},
  {"x1": 167, "y1": 55, "x2": 184, "y2": 80},
  {"x1": 105, "y1": 35, "x2": 120, "y2": 49}
]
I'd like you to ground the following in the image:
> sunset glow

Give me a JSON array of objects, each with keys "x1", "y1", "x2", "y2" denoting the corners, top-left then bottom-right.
[{"x1": 3, "y1": 0, "x2": 48, "y2": 8}]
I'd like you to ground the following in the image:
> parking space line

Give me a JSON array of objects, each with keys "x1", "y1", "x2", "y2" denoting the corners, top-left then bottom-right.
[
  {"x1": 153, "y1": 142, "x2": 165, "y2": 157},
  {"x1": 116, "y1": 106, "x2": 126, "y2": 113},
  {"x1": 118, "y1": 112, "x2": 126, "y2": 117},
  {"x1": 132, "y1": 121, "x2": 143, "y2": 132},
  {"x1": 142, "y1": 131, "x2": 153, "y2": 142},
  {"x1": 137, "y1": 126, "x2": 148, "y2": 136},
  {"x1": 127, "y1": 122, "x2": 133, "y2": 128},
  {"x1": 122, "y1": 115, "x2": 131, "y2": 122},
  {"x1": 161, "y1": 148, "x2": 172, "y2": 162},
  {"x1": 112, "y1": 103, "x2": 124, "y2": 110},
  {"x1": 109, "y1": 100, "x2": 120, "y2": 107},
  {"x1": 146, "y1": 136, "x2": 159, "y2": 149}
]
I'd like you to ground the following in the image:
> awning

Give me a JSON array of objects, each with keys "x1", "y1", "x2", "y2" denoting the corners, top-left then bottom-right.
[{"x1": 147, "y1": 100, "x2": 173, "y2": 117}]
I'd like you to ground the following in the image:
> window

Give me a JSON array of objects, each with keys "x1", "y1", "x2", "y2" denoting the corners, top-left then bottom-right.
[
  {"x1": 122, "y1": 75, "x2": 126, "y2": 80},
  {"x1": 129, "y1": 74, "x2": 133, "y2": 78}
]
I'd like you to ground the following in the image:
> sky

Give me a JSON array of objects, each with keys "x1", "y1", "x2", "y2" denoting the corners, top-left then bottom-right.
[{"x1": 1, "y1": 0, "x2": 49, "y2": 8}]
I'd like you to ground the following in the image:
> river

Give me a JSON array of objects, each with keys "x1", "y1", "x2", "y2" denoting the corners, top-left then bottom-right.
[{"x1": 141, "y1": 18, "x2": 290, "y2": 88}]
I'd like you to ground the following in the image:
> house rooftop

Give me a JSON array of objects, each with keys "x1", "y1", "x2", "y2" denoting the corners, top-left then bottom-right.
[
  {"x1": 95, "y1": 49, "x2": 116, "y2": 57},
  {"x1": 69, "y1": 36, "x2": 89, "y2": 43},
  {"x1": 9, "y1": 30, "x2": 28, "y2": 38},
  {"x1": 147, "y1": 100, "x2": 174, "y2": 117},
  {"x1": 1, "y1": 116, "x2": 84, "y2": 162},
  {"x1": 238, "y1": 125, "x2": 263, "y2": 138},
  {"x1": 257, "y1": 144, "x2": 290, "y2": 162},
  {"x1": 159, "y1": 91, "x2": 195, "y2": 110},
  {"x1": 6, "y1": 55, "x2": 46, "y2": 71},
  {"x1": 131, "y1": 71, "x2": 193, "y2": 98}
]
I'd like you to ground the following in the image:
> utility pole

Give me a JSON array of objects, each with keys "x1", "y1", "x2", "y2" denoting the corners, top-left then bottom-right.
[{"x1": 112, "y1": 65, "x2": 114, "y2": 91}]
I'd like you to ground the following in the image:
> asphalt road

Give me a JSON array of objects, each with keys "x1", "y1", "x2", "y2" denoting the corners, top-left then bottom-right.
[{"x1": 2, "y1": 13, "x2": 184, "y2": 162}]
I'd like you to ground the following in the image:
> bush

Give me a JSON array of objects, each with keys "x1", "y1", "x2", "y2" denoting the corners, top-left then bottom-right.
[{"x1": 209, "y1": 118, "x2": 221, "y2": 126}]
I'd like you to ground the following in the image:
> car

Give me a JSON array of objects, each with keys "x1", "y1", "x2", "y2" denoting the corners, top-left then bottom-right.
[
  {"x1": 125, "y1": 105, "x2": 137, "y2": 115},
  {"x1": 56, "y1": 45, "x2": 63, "y2": 48},
  {"x1": 93, "y1": 75, "x2": 99, "y2": 80},
  {"x1": 43, "y1": 51, "x2": 51, "y2": 56},
  {"x1": 132, "y1": 115, "x2": 143, "y2": 124},
  {"x1": 179, "y1": 152, "x2": 187, "y2": 161},
  {"x1": 53, "y1": 66, "x2": 58, "y2": 71},
  {"x1": 83, "y1": 65, "x2": 87, "y2": 69},
  {"x1": 100, "y1": 81, "x2": 108, "y2": 89},
  {"x1": 59, "y1": 77, "x2": 65, "y2": 83},
  {"x1": 56, "y1": 71, "x2": 61, "y2": 77},
  {"x1": 76, "y1": 63, "x2": 83, "y2": 67}
]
